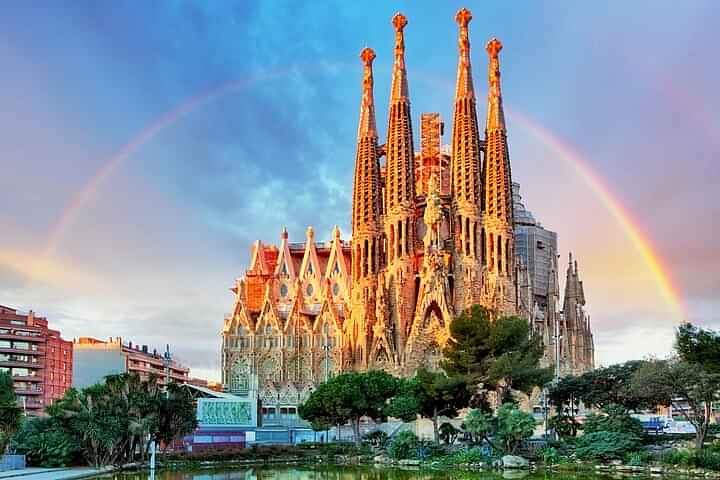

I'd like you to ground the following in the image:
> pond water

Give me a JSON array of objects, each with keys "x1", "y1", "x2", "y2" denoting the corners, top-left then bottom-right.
[{"x1": 86, "y1": 465, "x2": 652, "y2": 480}]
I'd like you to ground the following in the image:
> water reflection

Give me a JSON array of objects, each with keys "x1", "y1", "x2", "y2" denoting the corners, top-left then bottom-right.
[{"x1": 94, "y1": 465, "x2": 615, "y2": 480}]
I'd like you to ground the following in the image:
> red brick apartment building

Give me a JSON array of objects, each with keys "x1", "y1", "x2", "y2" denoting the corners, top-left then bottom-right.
[{"x1": 0, "y1": 305, "x2": 73, "y2": 416}]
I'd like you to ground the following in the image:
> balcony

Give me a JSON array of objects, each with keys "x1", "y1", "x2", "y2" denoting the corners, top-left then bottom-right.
[
  {"x1": 0, "y1": 360, "x2": 42, "y2": 369},
  {"x1": 0, "y1": 347, "x2": 44, "y2": 356},
  {"x1": 15, "y1": 387, "x2": 42, "y2": 395},
  {"x1": 12, "y1": 375, "x2": 42, "y2": 382}
]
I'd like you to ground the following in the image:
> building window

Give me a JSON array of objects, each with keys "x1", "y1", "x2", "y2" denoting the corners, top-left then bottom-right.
[{"x1": 280, "y1": 283, "x2": 289, "y2": 298}]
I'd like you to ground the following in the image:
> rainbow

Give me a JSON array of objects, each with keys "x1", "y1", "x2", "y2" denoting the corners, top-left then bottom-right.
[
  {"x1": 43, "y1": 63, "x2": 349, "y2": 257},
  {"x1": 40, "y1": 68, "x2": 685, "y2": 322},
  {"x1": 508, "y1": 110, "x2": 686, "y2": 321}
]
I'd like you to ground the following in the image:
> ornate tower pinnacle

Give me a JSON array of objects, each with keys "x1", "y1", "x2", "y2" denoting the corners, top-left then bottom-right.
[
  {"x1": 451, "y1": 7, "x2": 482, "y2": 290},
  {"x1": 358, "y1": 47, "x2": 378, "y2": 139},
  {"x1": 351, "y1": 46, "x2": 382, "y2": 277},
  {"x1": 390, "y1": 13, "x2": 409, "y2": 100},
  {"x1": 384, "y1": 11, "x2": 416, "y2": 263},
  {"x1": 454, "y1": 8, "x2": 475, "y2": 99},
  {"x1": 486, "y1": 38, "x2": 505, "y2": 131}
]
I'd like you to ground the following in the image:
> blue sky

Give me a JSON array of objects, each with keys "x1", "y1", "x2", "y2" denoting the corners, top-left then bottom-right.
[{"x1": 1, "y1": 1, "x2": 718, "y2": 380}]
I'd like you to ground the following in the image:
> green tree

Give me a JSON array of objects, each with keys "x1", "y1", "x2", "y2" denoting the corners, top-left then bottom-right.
[
  {"x1": 582, "y1": 404, "x2": 644, "y2": 437},
  {"x1": 461, "y1": 409, "x2": 493, "y2": 446},
  {"x1": 299, "y1": 370, "x2": 400, "y2": 444},
  {"x1": 632, "y1": 359, "x2": 720, "y2": 449},
  {"x1": 548, "y1": 361, "x2": 650, "y2": 414},
  {"x1": 11, "y1": 417, "x2": 81, "y2": 467},
  {"x1": 676, "y1": 323, "x2": 720, "y2": 374},
  {"x1": 386, "y1": 368, "x2": 470, "y2": 443},
  {"x1": 495, "y1": 403, "x2": 536, "y2": 454},
  {"x1": 45, "y1": 372, "x2": 195, "y2": 467},
  {"x1": 443, "y1": 305, "x2": 552, "y2": 403},
  {"x1": 0, "y1": 370, "x2": 21, "y2": 452},
  {"x1": 157, "y1": 383, "x2": 198, "y2": 451}
]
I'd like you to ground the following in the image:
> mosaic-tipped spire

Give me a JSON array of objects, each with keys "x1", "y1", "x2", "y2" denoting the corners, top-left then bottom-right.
[
  {"x1": 352, "y1": 47, "x2": 382, "y2": 280},
  {"x1": 451, "y1": 8, "x2": 482, "y2": 211},
  {"x1": 357, "y1": 47, "x2": 378, "y2": 139},
  {"x1": 389, "y1": 12, "x2": 409, "y2": 101},
  {"x1": 454, "y1": 8, "x2": 475, "y2": 100},
  {"x1": 486, "y1": 38, "x2": 506, "y2": 131},
  {"x1": 482, "y1": 36, "x2": 513, "y2": 225},
  {"x1": 384, "y1": 12, "x2": 416, "y2": 262}
]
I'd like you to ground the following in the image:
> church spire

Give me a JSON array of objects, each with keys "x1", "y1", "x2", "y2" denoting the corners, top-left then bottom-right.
[
  {"x1": 357, "y1": 47, "x2": 378, "y2": 139},
  {"x1": 486, "y1": 38, "x2": 506, "y2": 131},
  {"x1": 482, "y1": 37, "x2": 513, "y2": 226},
  {"x1": 351, "y1": 47, "x2": 382, "y2": 281},
  {"x1": 390, "y1": 12, "x2": 409, "y2": 101},
  {"x1": 451, "y1": 8, "x2": 482, "y2": 265},
  {"x1": 384, "y1": 12, "x2": 416, "y2": 264},
  {"x1": 454, "y1": 8, "x2": 475, "y2": 100}
]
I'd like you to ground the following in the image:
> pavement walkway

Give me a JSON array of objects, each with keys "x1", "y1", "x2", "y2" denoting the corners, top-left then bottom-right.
[{"x1": 0, "y1": 467, "x2": 111, "y2": 479}]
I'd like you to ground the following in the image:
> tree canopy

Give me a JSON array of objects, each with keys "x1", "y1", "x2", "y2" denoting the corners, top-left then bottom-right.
[
  {"x1": 0, "y1": 371, "x2": 21, "y2": 452},
  {"x1": 442, "y1": 305, "x2": 552, "y2": 403},
  {"x1": 45, "y1": 373, "x2": 196, "y2": 467},
  {"x1": 549, "y1": 360, "x2": 650, "y2": 412},
  {"x1": 386, "y1": 368, "x2": 470, "y2": 443},
  {"x1": 299, "y1": 370, "x2": 400, "y2": 444},
  {"x1": 632, "y1": 359, "x2": 720, "y2": 448},
  {"x1": 676, "y1": 323, "x2": 720, "y2": 374}
]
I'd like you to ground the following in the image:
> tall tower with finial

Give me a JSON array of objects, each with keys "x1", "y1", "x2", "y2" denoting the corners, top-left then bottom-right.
[
  {"x1": 383, "y1": 12, "x2": 417, "y2": 360},
  {"x1": 482, "y1": 37, "x2": 516, "y2": 314},
  {"x1": 450, "y1": 8, "x2": 484, "y2": 312},
  {"x1": 350, "y1": 47, "x2": 383, "y2": 368}
]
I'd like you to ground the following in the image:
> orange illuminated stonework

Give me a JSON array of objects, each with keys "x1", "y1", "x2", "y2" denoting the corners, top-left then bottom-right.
[{"x1": 221, "y1": 9, "x2": 591, "y2": 406}]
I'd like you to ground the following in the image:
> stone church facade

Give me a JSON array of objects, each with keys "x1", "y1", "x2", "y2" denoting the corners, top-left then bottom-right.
[{"x1": 221, "y1": 9, "x2": 593, "y2": 406}]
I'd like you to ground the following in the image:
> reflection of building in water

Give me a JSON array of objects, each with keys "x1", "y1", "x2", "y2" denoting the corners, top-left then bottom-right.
[{"x1": 221, "y1": 8, "x2": 595, "y2": 415}]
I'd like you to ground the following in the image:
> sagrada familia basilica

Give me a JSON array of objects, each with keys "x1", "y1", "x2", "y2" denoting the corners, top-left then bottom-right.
[{"x1": 221, "y1": 10, "x2": 594, "y2": 405}]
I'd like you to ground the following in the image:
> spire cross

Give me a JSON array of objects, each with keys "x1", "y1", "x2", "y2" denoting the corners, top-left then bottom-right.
[
  {"x1": 486, "y1": 38, "x2": 503, "y2": 106},
  {"x1": 392, "y1": 12, "x2": 407, "y2": 32},
  {"x1": 360, "y1": 47, "x2": 376, "y2": 66},
  {"x1": 486, "y1": 37, "x2": 503, "y2": 58},
  {"x1": 455, "y1": 8, "x2": 472, "y2": 27}
]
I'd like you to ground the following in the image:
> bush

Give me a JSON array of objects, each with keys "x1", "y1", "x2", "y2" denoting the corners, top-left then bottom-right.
[
  {"x1": 435, "y1": 446, "x2": 492, "y2": 465},
  {"x1": 624, "y1": 450, "x2": 652, "y2": 466},
  {"x1": 582, "y1": 405, "x2": 644, "y2": 438},
  {"x1": 11, "y1": 418, "x2": 82, "y2": 467},
  {"x1": 575, "y1": 431, "x2": 642, "y2": 461},
  {"x1": 661, "y1": 448, "x2": 720, "y2": 471},
  {"x1": 362, "y1": 430, "x2": 388, "y2": 448},
  {"x1": 387, "y1": 431, "x2": 419, "y2": 460}
]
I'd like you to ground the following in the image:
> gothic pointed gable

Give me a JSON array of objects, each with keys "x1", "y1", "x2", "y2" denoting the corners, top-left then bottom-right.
[
  {"x1": 226, "y1": 299, "x2": 254, "y2": 334},
  {"x1": 255, "y1": 284, "x2": 282, "y2": 334},
  {"x1": 274, "y1": 227, "x2": 297, "y2": 279},
  {"x1": 314, "y1": 293, "x2": 343, "y2": 334},
  {"x1": 284, "y1": 286, "x2": 313, "y2": 334},
  {"x1": 325, "y1": 226, "x2": 350, "y2": 279},
  {"x1": 299, "y1": 226, "x2": 322, "y2": 281},
  {"x1": 249, "y1": 240, "x2": 270, "y2": 275}
]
